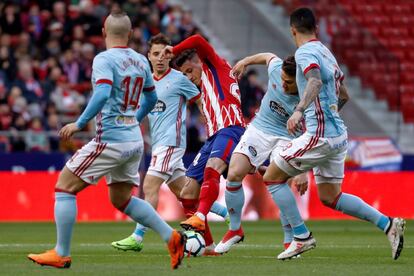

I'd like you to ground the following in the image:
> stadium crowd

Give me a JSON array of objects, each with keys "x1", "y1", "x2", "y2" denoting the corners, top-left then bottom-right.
[{"x1": 0, "y1": 0, "x2": 264, "y2": 153}]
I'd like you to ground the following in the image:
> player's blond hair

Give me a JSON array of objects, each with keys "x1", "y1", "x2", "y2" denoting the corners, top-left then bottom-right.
[{"x1": 104, "y1": 12, "x2": 132, "y2": 38}]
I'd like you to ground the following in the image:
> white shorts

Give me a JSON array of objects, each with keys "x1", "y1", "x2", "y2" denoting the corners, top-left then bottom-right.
[
  {"x1": 233, "y1": 124, "x2": 291, "y2": 171},
  {"x1": 66, "y1": 140, "x2": 143, "y2": 185},
  {"x1": 147, "y1": 146, "x2": 186, "y2": 184},
  {"x1": 274, "y1": 131, "x2": 348, "y2": 184}
]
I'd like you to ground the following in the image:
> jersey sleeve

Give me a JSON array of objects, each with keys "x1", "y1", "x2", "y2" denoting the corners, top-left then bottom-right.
[
  {"x1": 180, "y1": 75, "x2": 201, "y2": 102},
  {"x1": 92, "y1": 54, "x2": 114, "y2": 85},
  {"x1": 172, "y1": 34, "x2": 221, "y2": 66},
  {"x1": 295, "y1": 47, "x2": 320, "y2": 76},
  {"x1": 142, "y1": 59, "x2": 155, "y2": 93},
  {"x1": 267, "y1": 56, "x2": 283, "y2": 76}
]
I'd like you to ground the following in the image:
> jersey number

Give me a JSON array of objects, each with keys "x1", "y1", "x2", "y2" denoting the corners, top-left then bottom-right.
[{"x1": 122, "y1": 76, "x2": 143, "y2": 111}]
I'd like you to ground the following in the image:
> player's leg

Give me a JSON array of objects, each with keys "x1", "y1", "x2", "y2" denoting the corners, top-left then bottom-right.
[
  {"x1": 28, "y1": 141, "x2": 107, "y2": 268},
  {"x1": 315, "y1": 147, "x2": 405, "y2": 260},
  {"x1": 109, "y1": 182, "x2": 185, "y2": 269},
  {"x1": 279, "y1": 210, "x2": 294, "y2": 249}
]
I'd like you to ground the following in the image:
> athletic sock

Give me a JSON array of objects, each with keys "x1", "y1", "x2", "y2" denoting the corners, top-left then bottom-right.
[
  {"x1": 197, "y1": 167, "x2": 221, "y2": 216},
  {"x1": 133, "y1": 223, "x2": 147, "y2": 241},
  {"x1": 225, "y1": 181, "x2": 244, "y2": 230},
  {"x1": 210, "y1": 201, "x2": 228, "y2": 218},
  {"x1": 122, "y1": 196, "x2": 172, "y2": 243},
  {"x1": 279, "y1": 211, "x2": 293, "y2": 244},
  {"x1": 179, "y1": 198, "x2": 198, "y2": 218},
  {"x1": 333, "y1": 192, "x2": 391, "y2": 232},
  {"x1": 204, "y1": 219, "x2": 214, "y2": 246},
  {"x1": 266, "y1": 183, "x2": 310, "y2": 239},
  {"x1": 54, "y1": 191, "x2": 77, "y2": 257}
]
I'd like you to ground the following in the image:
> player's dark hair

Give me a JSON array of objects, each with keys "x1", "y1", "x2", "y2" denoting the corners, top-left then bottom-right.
[
  {"x1": 148, "y1": 33, "x2": 171, "y2": 50},
  {"x1": 173, "y1": 49, "x2": 197, "y2": 68},
  {"x1": 109, "y1": 11, "x2": 127, "y2": 18},
  {"x1": 282, "y1": 55, "x2": 296, "y2": 77},
  {"x1": 290, "y1": 7, "x2": 316, "y2": 34}
]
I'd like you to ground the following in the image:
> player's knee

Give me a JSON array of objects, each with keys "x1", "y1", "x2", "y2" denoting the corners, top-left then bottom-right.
[
  {"x1": 320, "y1": 196, "x2": 335, "y2": 208},
  {"x1": 227, "y1": 169, "x2": 244, "y2": 182}
]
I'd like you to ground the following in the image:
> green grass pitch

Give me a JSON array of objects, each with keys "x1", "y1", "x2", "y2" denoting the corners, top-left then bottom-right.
[{"x1": 0, "y1": 220, "x2": 413, "y2": 275}]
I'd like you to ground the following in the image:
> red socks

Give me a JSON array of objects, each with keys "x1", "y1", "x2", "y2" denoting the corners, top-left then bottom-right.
[
  {"x1": 179, "y1": 198, "x2": 198, "y2": 218},
  {"x1": 197, "y1": 167, "x2": 221, "y2": 216}
]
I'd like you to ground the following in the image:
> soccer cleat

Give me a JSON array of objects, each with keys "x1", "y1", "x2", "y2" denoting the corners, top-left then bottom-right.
[
  {"x1": 283, "y1": 242, "x2": 300, "y2": 258},
  {"x1": 386, "y1": 217, "x2": 406, "y2": 260},
  {"x1": 224, "y1": 214, "x2": 230, "y2": 226},
  {"x1": 214, "y1": 227, "x2": 244, "y2": 254},
  {"x1": 111, "y1": 235, "x2": 143, "y2": 252},
  {"x1": 27, "y1": 249, "x2": 71, "y2": 268},
  {"x1": 277, "y1": 233, "x2": 316, "y2": 260},
  {"x1": 167, "y1": 230, "x2": 186, "y2": 269},
  {"x1": 180, "y1": 215, "x2": 205, "y2": 232},
  {"x1": 203, "y1": 243, "x2": 221, "y2": 256}
]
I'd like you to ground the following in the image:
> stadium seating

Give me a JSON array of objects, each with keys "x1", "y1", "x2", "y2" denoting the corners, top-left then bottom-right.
[{"x1": 274, "y1": 0, "x2": 414, "y2": 122}]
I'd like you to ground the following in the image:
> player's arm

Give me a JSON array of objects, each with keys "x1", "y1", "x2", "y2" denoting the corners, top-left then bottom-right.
[
  {"x1": 162, "y1": 34, "x2": 218, "y2": 61},
  {"x1": 232, "y1": 53, "x2": 277, "y2": 79},
  {"x1": 338, "y1": 83, "x2": 349, "y2": 111},
  {"x1": 287, "y1": 59, "x2": 322, "y2": 135}
]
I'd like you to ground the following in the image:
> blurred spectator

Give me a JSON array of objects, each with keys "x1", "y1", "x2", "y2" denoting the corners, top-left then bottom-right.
[
  {"x1": 238, "y1": 69, "x2": 265, "y2": 119},
  {"x1": 45, "y1": 113, "x2": 61, "y2": 152},
  {"x1": 0, "y1": 3, "x2": 23, "y2": 35},
  {"x1": 25, "y1": 117, "x2": 49, "y2": 152}
]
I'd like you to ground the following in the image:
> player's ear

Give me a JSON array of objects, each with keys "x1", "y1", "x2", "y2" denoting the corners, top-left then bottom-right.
[
  {"x1": 102, "y1": 27, "x2": 106, "y2": 38},
  {"x1": 128, "y1": 30, "x2": 133, "y2": 40},
  {"x1": 290, "y1": 26, "x2": 296, "y2": 37}
]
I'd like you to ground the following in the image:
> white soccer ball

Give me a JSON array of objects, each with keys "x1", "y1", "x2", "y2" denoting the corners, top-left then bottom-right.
[{"x1": 184, "y1": 231, "x2": 206, "y2": 257}]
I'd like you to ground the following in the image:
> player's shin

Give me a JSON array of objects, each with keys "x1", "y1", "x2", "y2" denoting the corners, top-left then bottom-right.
[
  {"x1": 179, "y1": 198, "x2": 198, "y2": 218},
  {"x1": 265, "y1": 183, "x2": 310, "y2": 239},
  {"x1": 54, "y1": 190, "x2": 77, "y2": 257},
  {"x1": 197, "y1": 167, "x2": 220, "y2": 217},
  {"x1": 210, "y1": 201, "x2": 228, "y2": 219},
  {"x1": 120, "y1": 196, "x2": 173, "y2": 242},
  {"x1": 330, "y1": 192, "x2": 391, "y2": 232},
  {"x1": 279, "y1": 211, "x2": 294, "y2": 246},
  {"x1": 225, "y1": 181, "x2": 244, "y2": 230}
]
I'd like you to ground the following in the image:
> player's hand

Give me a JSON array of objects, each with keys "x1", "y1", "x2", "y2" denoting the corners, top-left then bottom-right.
[
  {"x1": 59, "y1": 123, "x2": 81, "y2": 140},
  {"x1": 292, "y1": 173, "x2": 308, "y2": 196},
  {"x1": 287, "y1": 111, "x2": 303, "y2": 136},
  {"x1": 231, "y1": 59, "x2": 247, "y2": 80},
  {"x1": 160, "y1": 45, "x2": 174, "y2": 60}
]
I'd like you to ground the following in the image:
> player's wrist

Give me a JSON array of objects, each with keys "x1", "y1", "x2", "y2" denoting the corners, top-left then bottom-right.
[{"x1": 294, "y1": 106, "x2": 305, "y2": 114}]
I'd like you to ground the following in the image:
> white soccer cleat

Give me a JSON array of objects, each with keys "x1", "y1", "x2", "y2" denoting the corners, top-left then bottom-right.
[
  {"x1": 214, "y1": 227, "x2": 244, "y2": 254},
  {"x1": 277, "y1": 233, "x2": 316, "y2": 260},
  {"x1": 386, "y1": 217, "x2": 406, "y2": 260}
]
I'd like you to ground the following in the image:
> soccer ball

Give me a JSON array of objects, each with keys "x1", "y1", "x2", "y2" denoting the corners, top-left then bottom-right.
[{"x1": 184, "y1": 231, "x2": 206, "y2": 257}]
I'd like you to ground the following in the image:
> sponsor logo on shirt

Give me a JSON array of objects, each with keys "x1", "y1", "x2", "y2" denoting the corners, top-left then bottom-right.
[
  {"x1": 248, "y1": 146, "x2": 257, "y2": 157},
  {"x1": 270, "y1": 101, "x2": 289, "y2": 117},
  {"x1": 115, "y1": 116, "x2": 137, "y2": 126},
  {"x1": 151, "y1": 100, "x2": 166, "y2": 113}
]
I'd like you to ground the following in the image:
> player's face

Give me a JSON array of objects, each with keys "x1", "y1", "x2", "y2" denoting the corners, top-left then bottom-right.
[
  {"x1": 281, "y1": 70, "x2": 298, "y2": 95},
  {"x1": 148, "y1": 43, "x2": 170, "y2": 73},
  {"x1": 179, "y1": 59, "x2": 202, "y2": 86}
]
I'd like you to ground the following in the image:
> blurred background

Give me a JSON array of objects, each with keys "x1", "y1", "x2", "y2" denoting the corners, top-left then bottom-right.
[{"x1": 0, "y1": 0, "x2": 413, "y2": 222}]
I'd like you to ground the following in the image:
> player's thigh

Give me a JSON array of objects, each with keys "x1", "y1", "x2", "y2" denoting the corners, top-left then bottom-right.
[
  {"x1": 108, "y1": 182, "x2": 135, "y2": 209},
  {"x1": 263, "y1": 161, "x2": 291, "y2": 183},
  {"x1": 56, "y1": 166, "x2": 90, "y2": 194},
  {"x1": 167, "y1": 175, "x2": 186, "y2": 198},
  {"x1": 180, "y1": 177, "x2": 201, "y2": 199},
  {"x1": 186, "y1": 141, "x2": 212, "y2": 184},
  {"x1": 143, "y1": 174, "x2": 166, "y2": 196},
  {"x1": 227, "y1": 153, "x2": 254, "y2": 182}
]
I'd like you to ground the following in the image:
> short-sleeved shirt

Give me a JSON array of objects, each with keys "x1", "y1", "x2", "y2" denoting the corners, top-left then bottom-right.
[
  {"x1": 295, "y1": 39, "x2": 347, "y2": 138},
  {"x1": 148, "y1": 68, "x2": 200, "y2": 149},
  {"x1": 91, "y1": 47, "x2": 155, "y2": 143},
  {"x1": 251, "y1": 57, "x2": 300, "y2": 139}
]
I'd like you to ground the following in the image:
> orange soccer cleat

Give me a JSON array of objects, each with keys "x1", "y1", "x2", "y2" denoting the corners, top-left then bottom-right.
[
  {"x1": 27, "y1": 249, "x2": 71, "y2": 268},
  {"x1": 180, "y1": 215, "x2": 205, "y2": 232},
  {"x1": 167, "y1": 230, "x2": 186, "y2": 269}
]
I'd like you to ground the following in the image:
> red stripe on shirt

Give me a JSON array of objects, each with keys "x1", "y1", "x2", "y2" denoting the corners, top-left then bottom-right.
[
  {"x1": 96, "y1": 79, "x2": 113, "y2": 85},
  {"x1": 303, "y1": 63, "x2": 320, "y2": 75}
]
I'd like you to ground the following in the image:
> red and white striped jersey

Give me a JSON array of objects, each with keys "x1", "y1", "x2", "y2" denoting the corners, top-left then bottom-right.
[{"x1": 173, "y1": 35, "x2": 245, "y2": 137}]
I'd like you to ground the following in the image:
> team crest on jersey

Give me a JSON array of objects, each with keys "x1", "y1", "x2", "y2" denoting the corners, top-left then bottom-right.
[
  {"x1": 270, "y1": 101, "x2": 289, "y2": 117},
  {"x1": 151, "y1": 100, "x2": 166, "y2": 113},
  {"x1": 248, "y1": 146, "x2": 257, "y2": 157}
]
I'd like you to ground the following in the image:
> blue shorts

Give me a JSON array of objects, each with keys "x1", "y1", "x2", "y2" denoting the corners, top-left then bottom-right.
[{"x1": 186, "y1": 125, "x2": 245, "y2": 184}]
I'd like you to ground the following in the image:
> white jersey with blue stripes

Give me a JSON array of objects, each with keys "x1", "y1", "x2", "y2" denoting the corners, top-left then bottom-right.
[
  {"x1": 91, "y1": 47, "x2": 155, "y2": 143},
  {"x1": 251, "y1": 57, "x2": 300, "y2": 139},
  {"x1": 148, "y1": 68, "x2": 200, "y2": 149},
  {"x1": 295, "y1": 39, "x2": 347, "y2": 137}
]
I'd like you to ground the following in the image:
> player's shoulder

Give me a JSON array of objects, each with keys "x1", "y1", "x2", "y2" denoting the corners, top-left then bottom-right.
[{"x1": 170, "y1": 69, "x2": 191, "y2": 83}]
